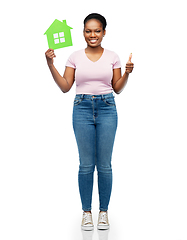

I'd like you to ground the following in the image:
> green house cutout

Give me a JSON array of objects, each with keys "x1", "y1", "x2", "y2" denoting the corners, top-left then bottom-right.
[{"x1": 44, "y1": 19, "x2": 73, "y2": 50}]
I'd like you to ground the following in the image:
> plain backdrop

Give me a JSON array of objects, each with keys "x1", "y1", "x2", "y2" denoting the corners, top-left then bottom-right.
[{"x1": 0, "y1": 0, "x2": 187, "y2": 239}]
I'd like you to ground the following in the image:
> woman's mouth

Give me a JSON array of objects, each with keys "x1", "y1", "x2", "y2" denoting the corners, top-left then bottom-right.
[{"x1": 89, "y1": 39, "x2": 98, "y2": 44}]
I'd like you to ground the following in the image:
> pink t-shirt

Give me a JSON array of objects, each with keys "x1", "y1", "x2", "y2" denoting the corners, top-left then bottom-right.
[{"x1": 65, "y1": 49, "x2": 121, "y2": 95}]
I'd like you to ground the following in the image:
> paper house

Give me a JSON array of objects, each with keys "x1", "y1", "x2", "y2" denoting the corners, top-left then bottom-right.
[{"x1": 44, "y1": 19, "x2": 73, "y2": 50}]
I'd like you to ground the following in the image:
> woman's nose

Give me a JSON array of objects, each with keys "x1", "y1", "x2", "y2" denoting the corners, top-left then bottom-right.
[{"x1": 90, "y1": 31, "x2": 96, "y2": 37}]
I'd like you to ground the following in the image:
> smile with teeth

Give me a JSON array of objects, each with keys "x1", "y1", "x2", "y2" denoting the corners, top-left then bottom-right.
[{"x1": 89, "y1": 39, "x2": 98, "y2": 43}]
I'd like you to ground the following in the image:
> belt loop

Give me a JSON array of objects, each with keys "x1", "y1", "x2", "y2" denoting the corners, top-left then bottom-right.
[
  {"x1": 81, "y1": 94, "x2": 84, "y2": 99},
  {"x1": 101, "y1": 94, "x2": 104, "y2": 100}
]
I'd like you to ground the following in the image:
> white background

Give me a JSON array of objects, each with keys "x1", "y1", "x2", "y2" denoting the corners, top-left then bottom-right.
[{"x1": 0, "y1": 0, "x2": 187, "y2": 239}]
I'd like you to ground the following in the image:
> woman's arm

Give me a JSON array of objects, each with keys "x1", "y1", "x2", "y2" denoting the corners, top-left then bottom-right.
[
  {"x1": 45, "y1": 49, "x2": 75, "y2": 93},
  {"x1": 112, "y1": 54, "x2": 134, "y2": 94}
]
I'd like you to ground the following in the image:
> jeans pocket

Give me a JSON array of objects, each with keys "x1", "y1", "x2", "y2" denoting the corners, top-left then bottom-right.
[
  {"x1": 102, "y1": 97, "x2": 116, "y2": 106},
  {"x1": 74, "y1": 98, "x2": 83, "y2": 106}
]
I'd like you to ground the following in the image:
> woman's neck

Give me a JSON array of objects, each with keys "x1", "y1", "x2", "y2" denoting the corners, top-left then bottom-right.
[{"x1": 85, "y1": 45, "x2": 104, "y2": 54}]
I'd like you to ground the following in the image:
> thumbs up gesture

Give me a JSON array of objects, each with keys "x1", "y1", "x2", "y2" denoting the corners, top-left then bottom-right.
[{"x1": 125, "y1": 53, "x2": 134, "y2": 74}]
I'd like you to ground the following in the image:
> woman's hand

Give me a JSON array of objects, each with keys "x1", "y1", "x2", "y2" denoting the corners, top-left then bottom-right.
[
  {"x1": 45, "y1": 49, "x2": 56, "y2": 66},
  {"x1": 125, "y1": 53, "x2": 134, "y2": 74}
]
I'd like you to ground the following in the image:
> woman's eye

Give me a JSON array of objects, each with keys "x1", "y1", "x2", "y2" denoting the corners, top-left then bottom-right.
[{"x1": 85, "y1": 30, "x2": 101, "y2": 33}]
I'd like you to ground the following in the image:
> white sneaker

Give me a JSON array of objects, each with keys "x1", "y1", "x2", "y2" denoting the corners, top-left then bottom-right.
[
  {"x1": 81, "y1": 212, "x2": 94, "y2": 231},
  {"x1": 97, "y1": 211, "x2": 110, "y2": 230}
]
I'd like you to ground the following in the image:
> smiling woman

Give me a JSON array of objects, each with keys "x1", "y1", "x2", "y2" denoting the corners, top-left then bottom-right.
[
  {"x1": 45, "y1": 12, "x2": 134, "y2": 232},
  {"x1": 83, "y1": 13, "x2": 106, "y2": 53}
]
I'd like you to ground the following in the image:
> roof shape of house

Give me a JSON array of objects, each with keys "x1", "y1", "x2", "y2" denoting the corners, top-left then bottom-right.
[{"x1": 44, "y1": 19, "x2": 73, "y2": 50}]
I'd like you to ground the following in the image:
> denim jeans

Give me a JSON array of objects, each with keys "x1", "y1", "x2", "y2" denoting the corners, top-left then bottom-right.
[{"x1": 72, "y1": 93, "x2": 118, "y2": 212}]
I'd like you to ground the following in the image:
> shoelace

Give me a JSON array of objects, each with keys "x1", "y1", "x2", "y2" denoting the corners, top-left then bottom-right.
[
  {"x1": 83, "y1": 213, "x2": 92, "y2": 224},
  {"x1": 99, "y1": 212, "x2": 108, "y2": 224}
]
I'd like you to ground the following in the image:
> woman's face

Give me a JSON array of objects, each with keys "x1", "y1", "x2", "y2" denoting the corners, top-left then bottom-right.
[{"x1": 84, "y1": 19, "x2": 106, "y2": 48}]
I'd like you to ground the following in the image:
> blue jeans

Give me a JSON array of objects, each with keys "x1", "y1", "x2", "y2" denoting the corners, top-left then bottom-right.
[{"x1": 72, "y1": 93, "x2": 118, "y2": 212}]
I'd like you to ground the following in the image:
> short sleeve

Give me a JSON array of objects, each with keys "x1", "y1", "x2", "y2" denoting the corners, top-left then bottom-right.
[
  {"x1": 112, "y1": 53, "x2": 122, "y2": 69},
  {"x1": 65, "y1": 52, "x2": 76, "y2": 69}
]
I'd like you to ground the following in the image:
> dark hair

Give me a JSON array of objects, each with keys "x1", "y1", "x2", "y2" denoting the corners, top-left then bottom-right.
[{"x1": 84, "y1": 13, "x2": 107, "y2": 30}]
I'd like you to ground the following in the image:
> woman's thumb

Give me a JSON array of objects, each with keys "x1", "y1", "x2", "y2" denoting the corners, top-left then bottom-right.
[{"x1": 128, "y1": 53, "x2": 132, "y2": 62}]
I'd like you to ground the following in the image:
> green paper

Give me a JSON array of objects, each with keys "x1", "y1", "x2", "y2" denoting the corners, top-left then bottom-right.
[{"x1": 44, "y1": 19, "x2": 73, "y2": 50}]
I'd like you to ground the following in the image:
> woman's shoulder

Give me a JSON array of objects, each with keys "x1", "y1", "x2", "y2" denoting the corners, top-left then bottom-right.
[
  {"x1": 105, "y1": 48, "x2": 118, "y2": 56},
  {"x1": 104, "y1": 49, "x2": 120, "y2": 57},
  {"x1": 67, "y1": 49, "x2": 85, "y2": 62},
  {"x1": 69, "y1": 49, "x2": 84, "y2": 57}
]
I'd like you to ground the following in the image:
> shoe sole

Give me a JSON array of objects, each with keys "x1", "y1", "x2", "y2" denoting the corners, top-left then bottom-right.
[
  {"x1": 81, "y1": 225, "x2": 94, "y2": 231},
  {"x1": 97, "y1": 224, "x2": 110, "y2": 230}
]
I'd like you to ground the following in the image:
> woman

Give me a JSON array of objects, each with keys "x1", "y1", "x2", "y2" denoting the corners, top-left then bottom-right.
[{"x1": 45, "y1": 13, "x2": 134, "y2": 231}]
